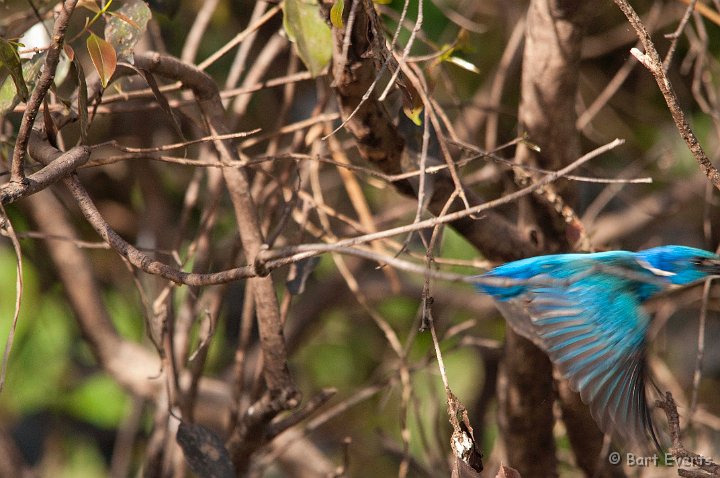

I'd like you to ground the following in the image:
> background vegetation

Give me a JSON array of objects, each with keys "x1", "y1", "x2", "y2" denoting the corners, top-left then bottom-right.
[{"x1": 1, "y1": 0, "x2": 720, "y2": 477}]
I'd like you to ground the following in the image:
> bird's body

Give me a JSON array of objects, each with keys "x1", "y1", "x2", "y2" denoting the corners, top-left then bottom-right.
[{"x1": 476, "y1": 245, "x2": 720, "y2": 450}]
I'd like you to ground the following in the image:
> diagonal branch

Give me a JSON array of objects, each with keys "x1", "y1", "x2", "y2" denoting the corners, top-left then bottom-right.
[
  {"x1": 11, "y1": 0, "x2": 78, "y2": 184},
  {"x1": 27, "y1": 134, "x2": 256, "y2": 285},
  {"x1": 613, "y1": 0, "x2": 720, "y2": 191},
  {"x1": 1, "y1": 145, "x2": 91, "y2": 204}
]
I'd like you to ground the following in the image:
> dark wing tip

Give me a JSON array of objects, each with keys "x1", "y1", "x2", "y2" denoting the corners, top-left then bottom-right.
[{"x1": 580, "y1": 356, "x2": 662, "y2": 454}]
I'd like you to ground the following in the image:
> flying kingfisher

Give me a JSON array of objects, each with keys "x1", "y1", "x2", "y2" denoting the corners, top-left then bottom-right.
[{"x1": 476, "y1": 245, "x2": 720, "y2": 449}]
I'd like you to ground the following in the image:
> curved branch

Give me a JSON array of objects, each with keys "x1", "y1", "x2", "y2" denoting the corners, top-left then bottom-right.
[
  {"x1": 23, "y1": 186, "x2": 164, "y2": 398},
  {"x1": 132, "y1": 51, "x2": 298, "y2": 397},
  {"x1": 27, "y1": 133, "x2": 256, "y2": 285},
  {"x1": 1, "y1": 145, "x2": 91, "y2": 205}
]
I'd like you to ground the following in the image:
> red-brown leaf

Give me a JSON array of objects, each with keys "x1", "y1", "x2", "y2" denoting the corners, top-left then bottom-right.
[{"x1": 86, "y1": 32, "x2": 116, "y2": 88}]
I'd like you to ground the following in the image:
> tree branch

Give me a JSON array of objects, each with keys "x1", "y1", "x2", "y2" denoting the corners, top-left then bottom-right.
[
  {"x1": 11, "y1": 0, "x2": 78, "y2": 184},
  {"x1": 27, "y1": 133, "x2": 256, "y2": 285},
  {"x1": 509, "y1": 1, "x2": 616, "y2": 476},
  {"x1": 327, "y1": 0, "x2": 539, "y2": 263},
  {"x1": 613, "y1": 0, "x2": 720, "y2": 190},
  {"x1": 130, "y1": 51, "x2": 300, "y2": 473},
  {"x1": 1, "y1": 144, "x2": 91, "y2": 204}
]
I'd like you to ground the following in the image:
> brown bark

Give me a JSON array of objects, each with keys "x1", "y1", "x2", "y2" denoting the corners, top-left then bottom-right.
[
  {"x1": 498, "y1": 331, "x2": 557, "y2": 477},
  {"x1": 505, "y1": 1, "x2": 620, "y2": 477}
]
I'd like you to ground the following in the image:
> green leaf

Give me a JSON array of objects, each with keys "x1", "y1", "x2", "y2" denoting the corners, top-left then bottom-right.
[
  {"x1": 330, "y1": 0, "x2": 344, "y2": 28},
  {"x1": 0, "y1": 250, "x2": 72, "y2": 415},
  {"x1": 0, "y1": 51, "x2": 46, "y2": 116},
  {"x1": 399, "y1": 78, "x2": 423, "y2": 126},
  {"x1": 86, "y1": 32, "x2": 117, "y2": 88},
  {"x1": 0, "y1": 38, "x2": 29, "y2": 102},
  {"x1": 62, "y1": 375, "x2": 129, "y2": 429},
  {"x1": 105, "y1": 0, "x2": 152, "y2": 61},
  {"x1": 283, "y1": 0, "x2": 332, "y2": 77}
]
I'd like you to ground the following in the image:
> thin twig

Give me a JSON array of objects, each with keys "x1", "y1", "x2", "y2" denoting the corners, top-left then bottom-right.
[
  {"x1": 578, "y1": 2, "x2": 662, "y2": 130},
  {"x1": 258, "y1": 139, "x2": 625, "y2": 266},
  {"x1": 224, "y1": 0, "x2": 269, "y2": 103},
  {"x1": 181, "y1": 0, "x2": 220, "y2": 64},
  {"x1": 230, "y1": 34, "x2": 289, "y2": 118},
  {"x1": 613, "y1": 0, "x2": 720, "y2": 190},
  {"x1": 197, "y1": 4, "x2": 282, "y2": 71},
  {"x1": 677, "y1": 0, "x2": 720, "y2": 27},
  {"x1": 377, "y1": 0, "x2": 422, "y2": 102},
  {"x1": 83, "y1": 145, "x2": 650, "y2": 185},
  {"x1": 656, "y1": 392, "x2": 720, "y2": 476},
  {"x1": 0, "y1": 205, "x2": 23, "y2": 393},
  {"x1": 402, "y1": 95, "x2": 433, "y2": 253},
  {"x1": 95, "y1": 71, "x2": 312, "y2": 106},
  {"x1": 403, "y1": 62, "x2": 472, "y2": 212},
  {"x1": 663, "y1": 0, "x2": 697, "y2": 73},
  {"x1": 327, "y1": 132, "x2": 401, "y2": 289},
  {"x1": 688, "y1": 278, "x2": 712, "y2": 426},
  {"x1": 28, "y1": 130, "x2": 256, "y2": 285},
  {"x1": 99, "y1": 129, "x2": 261, "y2": 154},
  {"x1": 485, "y1": 17, "x2": 525, "y2": 151}
]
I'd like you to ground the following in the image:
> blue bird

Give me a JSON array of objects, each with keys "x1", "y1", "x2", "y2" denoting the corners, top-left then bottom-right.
[{"x1": 476, "y1": 245, "x2": 720, "y2": 450}]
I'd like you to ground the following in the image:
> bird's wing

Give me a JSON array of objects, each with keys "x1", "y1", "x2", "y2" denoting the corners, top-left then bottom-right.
[
  {"x1": 493, "y1": 300, "x2": 548, "y2": 349},
  {"x1": 521, "y1": 272, "x2": 658, "y2": 450}
]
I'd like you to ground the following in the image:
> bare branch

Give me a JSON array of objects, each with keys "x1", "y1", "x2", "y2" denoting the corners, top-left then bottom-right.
[
  {"x1": 1, "y1": 145, "x2": 91, "y2": 205},
  {"x1": 11, "y1": 0, "x2": 78, "y2": 183},
  {"x1": 614, "y1": 0, "x2": 720, "y2": 190}
]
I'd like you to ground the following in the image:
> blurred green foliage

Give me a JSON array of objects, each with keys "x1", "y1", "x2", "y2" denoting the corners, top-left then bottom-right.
[{"x1": 0, "y1": 248, "x2": 131, "y2": 475}]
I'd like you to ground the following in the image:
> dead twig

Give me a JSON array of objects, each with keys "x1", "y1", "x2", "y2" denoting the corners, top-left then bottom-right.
[
  {"x1": 656, "y1": 392, "x2": 720, "y2": 476},
  {"x1": 613, "y1": 0, "x2": 720, "y2": 190}
]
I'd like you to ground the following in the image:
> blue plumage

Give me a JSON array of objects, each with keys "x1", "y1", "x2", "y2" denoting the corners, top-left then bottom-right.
[{"x1": 476, "y1": 245, "x2": 720, "y2": 450}]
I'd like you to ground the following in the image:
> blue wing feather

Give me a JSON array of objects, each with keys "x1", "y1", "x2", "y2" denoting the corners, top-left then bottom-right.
[
  {"x1": 527, "y1": 282, "x2": 652, "y2": 448},
  {"x1": 479, "y1": 254, "x2": 659, "y2": 449}
]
